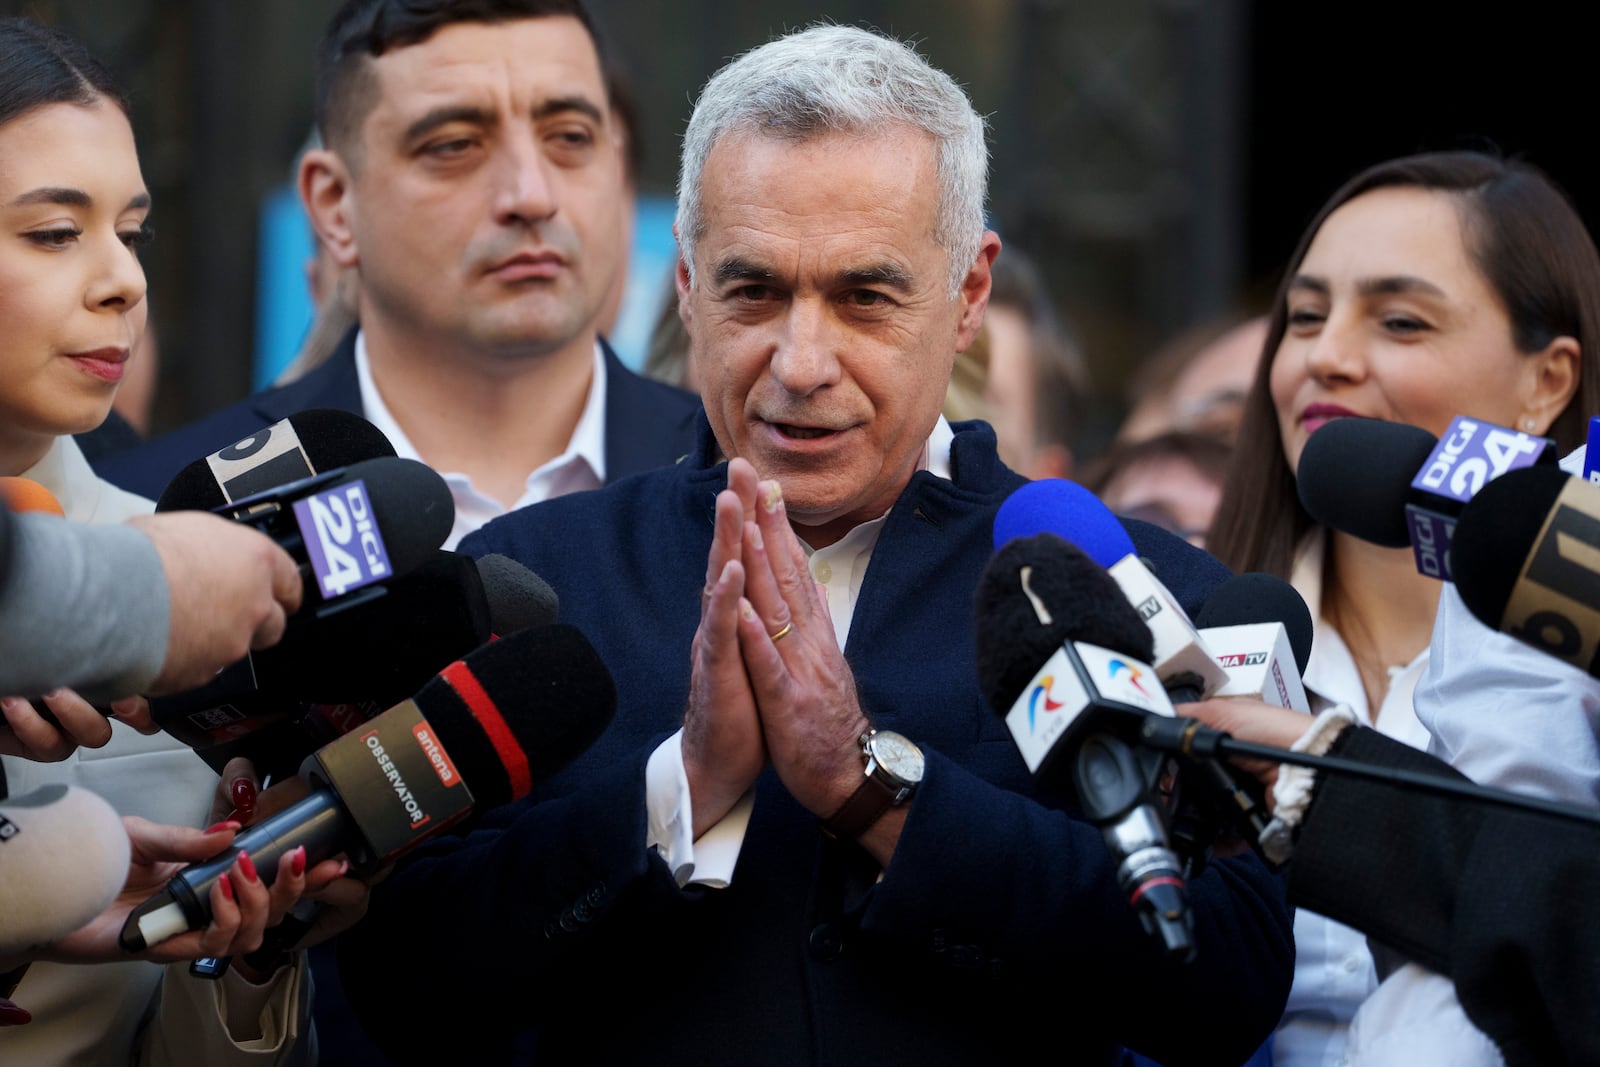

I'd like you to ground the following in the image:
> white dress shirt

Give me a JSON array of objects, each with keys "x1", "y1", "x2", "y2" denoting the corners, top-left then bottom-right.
[
  {"x1": 354, "y1": 332, "x2": 607, "y2": 550},
  {"x1": 1274, "y1": 529, "x2": 1432, "y2": 1067}
]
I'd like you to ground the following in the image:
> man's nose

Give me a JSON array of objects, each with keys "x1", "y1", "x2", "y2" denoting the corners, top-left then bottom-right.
[
  {"x1": 770, "y1": 299, "x2": 843, "y2": 396},
  {"x1": 493, "y1": 130, "x2": 558, "y2": 226}
]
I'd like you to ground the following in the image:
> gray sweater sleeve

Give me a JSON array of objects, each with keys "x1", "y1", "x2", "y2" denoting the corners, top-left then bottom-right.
[{"x1": 0, "y1": 513, "x2": 171, "y2": 702}]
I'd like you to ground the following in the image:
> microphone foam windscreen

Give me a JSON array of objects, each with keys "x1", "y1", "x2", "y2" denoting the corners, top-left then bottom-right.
[
  {"x1": 0, "y1": 477, "x2": 65, "y2": 516},
  {"x1": 341, "y1": 457, "x2": 455, "y2": 575},
  {"x1": 0, "y1": 785, "x2": 129, "y2": 954},
  {"x1": 1295, "y1": 418, "x2": 1436, "y2": 548},
  {"x1": 415, "y1": 624, "x2": 618, "y2": 808},
  {"x1": 974, "y1": 533, "x2": 1154, "y2": 714},
  {"x1": 1196, "y1": 571, "x2": 1315, "y2": 675},
  {"x1": 156, "y1": 409, "x2": 397, "y2": 512},
  {"x1": 993, "y1": 479, "x2": 1138, "y2": 567},
  {"x1": 475, "y1": 554, "x2": 560, "y2": 632},
  {"x1": 1452, "y1": 464, "x2": 1569, "y2": 629},
  {"x1": 254, "y1": 550, "x2": 491, "y2": 705}
]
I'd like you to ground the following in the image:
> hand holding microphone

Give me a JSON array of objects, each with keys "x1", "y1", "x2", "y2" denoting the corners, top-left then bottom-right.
[{"x1": 128, "y1": 511, "x2": 304, "y2": 693}]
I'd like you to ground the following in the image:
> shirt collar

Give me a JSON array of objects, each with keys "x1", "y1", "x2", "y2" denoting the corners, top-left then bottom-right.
[{"x1": 353, "y1": 329, "x2": 609, "y2": 487}]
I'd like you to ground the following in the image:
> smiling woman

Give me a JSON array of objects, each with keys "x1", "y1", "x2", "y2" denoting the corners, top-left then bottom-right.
[{"x1": 1207, "y1": 151, "x2": 1600, "y2": 1066}]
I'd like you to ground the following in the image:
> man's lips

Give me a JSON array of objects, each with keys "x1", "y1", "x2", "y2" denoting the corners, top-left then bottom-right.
[
  {"x1": 65, "y1": 348, "x2": 129, "y2": 383},
  {"x1": 487, "y1": 252, "x2": 566, "y2": 281}
]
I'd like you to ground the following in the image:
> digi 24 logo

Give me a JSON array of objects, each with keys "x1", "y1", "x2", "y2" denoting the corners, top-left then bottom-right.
[
  {"x1": 1415, "y1": 416, "x2": 1545, "y2": 503},
  {"x1": 292, "y1": 480, "x2": 393, "y2": 599}
]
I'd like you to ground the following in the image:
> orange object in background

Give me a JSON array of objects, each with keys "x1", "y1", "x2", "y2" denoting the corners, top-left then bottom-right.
[{"x1": 0, "y1": 477, "x2": 65, "y2": 516}]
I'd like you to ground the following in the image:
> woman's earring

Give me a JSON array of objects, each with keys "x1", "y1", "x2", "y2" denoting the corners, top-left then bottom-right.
[{"x1": 1522, "y1": 417, "x2": 1538, "y2": 431}]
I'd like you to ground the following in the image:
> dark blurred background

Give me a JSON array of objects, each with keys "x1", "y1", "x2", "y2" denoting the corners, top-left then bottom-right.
[{"x1": 4, "y1": 0, "x2": 1588, "y2": 437}]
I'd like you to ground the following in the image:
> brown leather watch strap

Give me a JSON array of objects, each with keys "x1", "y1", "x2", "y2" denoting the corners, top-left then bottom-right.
[{"x1": 821, "y1": 773, "x2": 899, "y2": 840}]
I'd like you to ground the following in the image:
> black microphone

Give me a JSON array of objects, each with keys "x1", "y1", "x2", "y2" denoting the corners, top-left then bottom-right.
[
  {"x1": 120, "y1": 623, "x2": 617, "y2": 952},
  {"x1": 213, "y1": 457, "x2": 452, "y2": 606},
  {"x1": 975, "y1": 532, "x2": 1195, "y2": 960},
  {"x1": 151, "y1": 551, "x2": 560, "y2": 777},
  {"x1": 1452, "y1": 465, "x2": 1600, "y2": 677},
  {"x1": 155, "y1": 409, "x2": 396, "y2": 513},
  {"x1": 1297, "y1": 415, "x2": 1555, "y2": 579}
]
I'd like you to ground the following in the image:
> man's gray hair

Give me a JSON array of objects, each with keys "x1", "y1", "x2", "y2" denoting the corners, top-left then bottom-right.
[{"x1": 676, "y1": 24, "x2": 988, "y2": 298}]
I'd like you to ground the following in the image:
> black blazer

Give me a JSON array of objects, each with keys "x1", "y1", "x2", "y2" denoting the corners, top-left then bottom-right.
[
  {"x1": 93, "y1": 329, "x2": 702, "y2": 501},
  {"x1": 1291, "y1": 726, "x2": 1600, "y2": 1067}
]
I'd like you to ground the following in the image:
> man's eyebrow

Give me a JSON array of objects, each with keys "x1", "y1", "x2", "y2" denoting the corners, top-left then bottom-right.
[
  {"x1": 838, "y1": 263, "x2": 914, "y2": 292},
  {"x1": 533, "y1": 95, "x2": 604, "y2": 125},
  {"x1": 10, "y1": 187, "x2": 91, "y2": 208},
  {"x1": 1287, "y1": 275, "x2": 1328, "y2": 296},
  {"x1": 404, "y1": 105, "x2": 495, "y2": 143},
  {"x1": 713, "y1": 257, "x2": 777, "y2": 286}
]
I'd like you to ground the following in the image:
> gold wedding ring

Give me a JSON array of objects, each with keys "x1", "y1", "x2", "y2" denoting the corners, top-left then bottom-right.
[{"x1": 769, "y1": 620, "x2": 793, "y2": 642}]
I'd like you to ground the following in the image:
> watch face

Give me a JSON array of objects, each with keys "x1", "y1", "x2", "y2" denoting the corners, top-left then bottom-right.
[{"x1": 871, "y1": 731, "x2": 924, "y2": 785}]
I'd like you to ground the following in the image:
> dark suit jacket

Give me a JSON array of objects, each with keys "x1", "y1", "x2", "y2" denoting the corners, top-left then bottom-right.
[
  {"x1": 1291, "y1": 726, "x2": 1600, "y2": 1067},
  {"x1": 338, "y1": 416, "x2": 1293, "y2": 1066},
  {"x1": 93, "y1": 330, "x2": 701, "y2": 500}
]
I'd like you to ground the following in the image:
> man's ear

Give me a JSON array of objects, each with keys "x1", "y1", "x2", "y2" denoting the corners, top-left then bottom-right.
[
  {"x1": 954, "y1": 231, "x2": 1002, "y2": 352},
  {"x1": 673, "y1": 225, "x2": 694, "y2": 327},
  {"x1": 300, "y1": 149, "x2": 360, "y2": 269}
]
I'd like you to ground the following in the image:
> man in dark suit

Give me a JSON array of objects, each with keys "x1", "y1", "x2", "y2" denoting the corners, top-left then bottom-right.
[
  {"x1": 338, "y1": 23, "x2": 1293, "y2": 1065},
  {"x1": 96, "y1": 0, "x2": 698, "y2": 547}
]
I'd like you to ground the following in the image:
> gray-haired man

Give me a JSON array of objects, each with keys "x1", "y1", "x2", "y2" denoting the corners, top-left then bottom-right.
[{"x1": 342, "y1": 24, "x2": 1292, "y2": 1064}]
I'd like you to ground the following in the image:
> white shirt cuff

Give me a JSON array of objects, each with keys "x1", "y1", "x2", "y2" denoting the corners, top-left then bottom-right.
[{"x1": 644, "y1": 728, "x2": 753, "y2": 888}]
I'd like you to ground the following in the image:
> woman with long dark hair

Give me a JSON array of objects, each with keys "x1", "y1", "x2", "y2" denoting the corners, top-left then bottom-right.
[
  {"x1": 1208, "y1": 151, "x2": 1600, "y2": 1064},
  {"x1": 0, "y1": 17, "x2": 335, "y2": 1064}
]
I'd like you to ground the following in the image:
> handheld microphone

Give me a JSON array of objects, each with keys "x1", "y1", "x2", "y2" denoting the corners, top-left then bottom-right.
[
  {"x1": 155, "y1": 409, "x2": 396, "y2": 513},
  {"x1": 975, "y1": 532, "x2": 1194, "y2": 959},
  {"x1": 148, "y1": 550, "x2": 560, "y2": 771},
  {"x1": 1296, "y1": 415, "x2": 1554, "y2": 579},
  {"x1": 0, "y1": 785, "x2": 129, "y2": 954},
  {"x1": 1196, "y1": 572, "x2": 1313, "y2": 713},
  {"x1": 1584, "y1": 415, "x2": 1600, "y2": 485},
  {"x1": 994, "y1": 479, "x2": 1228, "y2": 700},
  {"x1": 1452, "y1": 465, "x2": 1600, "y2": 677},
  {"x1": 120, "y1": 623, "x2": 617, "y2": 952},
  {"x1": 213, "y1": 457, "x2": 452, "y2": 607}
]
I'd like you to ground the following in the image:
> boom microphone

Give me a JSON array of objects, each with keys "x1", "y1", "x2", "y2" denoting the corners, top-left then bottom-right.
[
  {"x1": 1452, "y1": 465, "x2": 1600, "y2": 677},
  {"x1": 1296, "y1": 416, "x2": 1554, "y2": 579},
  {"x1": 120, "y1": 623, "x2": 617, "y2": 951},
  {"x1": 975, "y1": 532, "x2": 1194, "y2": 959}
]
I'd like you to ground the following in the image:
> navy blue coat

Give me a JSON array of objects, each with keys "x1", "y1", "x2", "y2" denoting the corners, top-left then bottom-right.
[
  {"x1": 92, "y1": 330, "x2": 701, "y2": 500},
  {"x1": 339, "y1": 418, "x2": 1293, "y2": 1065}
]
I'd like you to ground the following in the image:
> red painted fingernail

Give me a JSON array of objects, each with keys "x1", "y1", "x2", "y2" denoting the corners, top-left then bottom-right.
[
  {"x1": 218, "y1": 873, "x2": 234, "y2": 902},
  {"x1": 237, "y1": 850, "x2": 258, "y2": 883},
  {"x1": 230, "y1": 778, "x2": 257, "y2": 818},
  {"x1": 0, "y1": 1000, "x2": 32, "y2": 1026},
  {"x1": 291, "y1": 846, "x2": 306, "y2": 876},
  {"x1": 203, "y1": 821, "x2": 240, "y2": 835}
]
